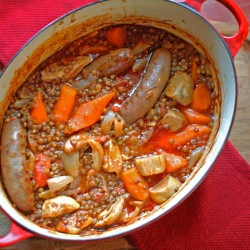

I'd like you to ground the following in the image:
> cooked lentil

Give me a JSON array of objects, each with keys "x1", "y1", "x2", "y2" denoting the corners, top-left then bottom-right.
[{"x1": 1, "y1": 24, "x2": 217, "y2": 235}]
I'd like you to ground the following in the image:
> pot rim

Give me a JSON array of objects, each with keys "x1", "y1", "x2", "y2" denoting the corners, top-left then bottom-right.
[{"x1": 0, "y1": 0, "x2": 239, "y2": 243}]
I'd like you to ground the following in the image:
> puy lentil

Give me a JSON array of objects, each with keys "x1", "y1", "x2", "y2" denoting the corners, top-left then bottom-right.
[{"x1": 1, "y1": 24, "x2": 218, "y2": 236}]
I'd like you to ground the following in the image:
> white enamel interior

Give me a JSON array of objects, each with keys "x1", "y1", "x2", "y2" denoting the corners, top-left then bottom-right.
[{"x1": 0, "y1": 0, "x2": 236, "y2": 241}]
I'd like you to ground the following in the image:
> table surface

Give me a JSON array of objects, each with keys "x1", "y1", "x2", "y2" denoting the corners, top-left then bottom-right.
[{"x1": 0, "y1": 22, "x2": 249, "y2": 250}]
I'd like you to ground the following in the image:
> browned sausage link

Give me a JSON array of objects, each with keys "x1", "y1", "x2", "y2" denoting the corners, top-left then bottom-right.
[
  {"x1": 82, "y1": 48, "x2": 134, "y2": 78},
  {"x1": 1, "y1": 119, "x2": 34, "y2": 212},
  {"x1": 120, "y1": 48, "x2": 172, "y2": 124}
]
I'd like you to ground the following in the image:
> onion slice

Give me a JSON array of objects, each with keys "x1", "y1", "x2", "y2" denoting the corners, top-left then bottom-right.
[
  {"x1": 39, "y1": 190, "x2": 56, "y2": 199},
  {"x1": 188, "y1": 146, "x2": 204, "y2": 169},
  {"x1": 131, "y1": 41, "x2": 153, "y2": 55},
  {"x1": 88, "y1": 139, "x2": 104, "y2": 172},
  {"x1": 69, "y1": 174, "x2": 82, "y2": 189},
  {"x1": 60, "y1": 151, "x2": 80, "y2": 178},
  {"x1": 47, "y1": 176, "x2": 74, "y2": 193},
  {"x1": 103, "y1": 139, "x2": 123, "y2": 175},
  {"x1": 101, "y1": 110, "x2": 116, "y2": 134},
  {"x1": 114, "y1": 114, "x2": 124, "y2": 137}
]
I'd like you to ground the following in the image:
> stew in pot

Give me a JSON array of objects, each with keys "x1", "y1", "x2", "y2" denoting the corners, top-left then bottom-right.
[{"x1": 1, "y1": 24, "x2": 217, "y2": 235}]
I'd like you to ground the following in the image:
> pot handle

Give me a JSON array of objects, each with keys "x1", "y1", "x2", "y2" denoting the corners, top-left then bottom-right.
[
  {"x1": 0, "y1": 208, "x2": 33, "y2": 247},
  {"x1": 183, "y1": 0, "x2": 249, "y2": 57}
]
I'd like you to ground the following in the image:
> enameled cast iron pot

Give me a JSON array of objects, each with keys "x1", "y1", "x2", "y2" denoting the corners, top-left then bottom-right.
[{"x1": 0, "y1": 0, "x2": 248, "y2": 246}]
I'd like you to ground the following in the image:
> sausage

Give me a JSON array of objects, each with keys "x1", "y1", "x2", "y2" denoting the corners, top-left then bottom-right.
[
  {"x1": 82, "y1": 48, "x2": 134, "y2": 78},
  {"x1": 120, "y1": 48, "x2": 171, "y2": 124},
  {"x1": 1, "y1": 119, "x2": 34, "y2": 212}
]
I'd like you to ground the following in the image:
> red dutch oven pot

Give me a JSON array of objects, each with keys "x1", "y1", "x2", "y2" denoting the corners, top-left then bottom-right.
[{"x1": 0, "y1": 0, "x2": 248, "y2": 246}]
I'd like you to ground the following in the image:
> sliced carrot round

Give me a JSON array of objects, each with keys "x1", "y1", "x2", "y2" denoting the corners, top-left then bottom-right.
[
  {"x1": 191, "y1": 83, "x2": 211, "y2": 112},
  {"x1": 52, "y1": 84, "x2": 77, "y2": 126},
  {"x1": 120, "y1": 168, "x2": 149, "y2": 201},
  {"x1": 30, "y1": 91, "x2": 48, "y2": 124},
  {"x1": 181, "y1": 107, "x2": 212, "y2": 125},
  {"x1": 107, "y1": 26, "x2": 126, "y2": 48}
]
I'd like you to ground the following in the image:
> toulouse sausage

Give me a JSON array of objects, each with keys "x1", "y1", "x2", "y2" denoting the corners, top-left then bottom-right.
[
  {"x1": 82, "y1": 48, "x2": 134, "y2": 78},
  {"x1": 120, "y1": 48, "x2": 171, "y2": 124},
  {"x1": 1, "y1": 119, "x2": 34, "y2": 212}
]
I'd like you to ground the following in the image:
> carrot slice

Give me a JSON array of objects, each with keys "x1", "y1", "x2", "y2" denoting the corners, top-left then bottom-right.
[
  {"x1": 191, "y1": 83, "x2": 211, "y2": 112},
  {"x1": 106, "y1": 26, "x2": 126, "y2": 48},
  {"x1": 168, "y1": 124, "x2": 211, "y2": 148},
  {"x1": 65, "y1": 92, "x2": 115, "y2": 134},
  {"x1": 30, "y1": 91, "x2": 48, "y2": 124},
  {"x1": 52, "y1": 84, "x2": 77, "y2": 126},
  {"x1": 181, "y1": 107, "x2": 212, "y2": 124},
  {"x1": 120, "y1": 168, "x2": 149, "y2": 201},
  {"x1": 34, "y1": 153, "x2": 51, "y2": 188},
  {"x1": 142, "y1": 124, "x2": 212, "y2": 153},
  {"x1": 163, "y1": 152, "x2": 187, "y2": 173}
]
